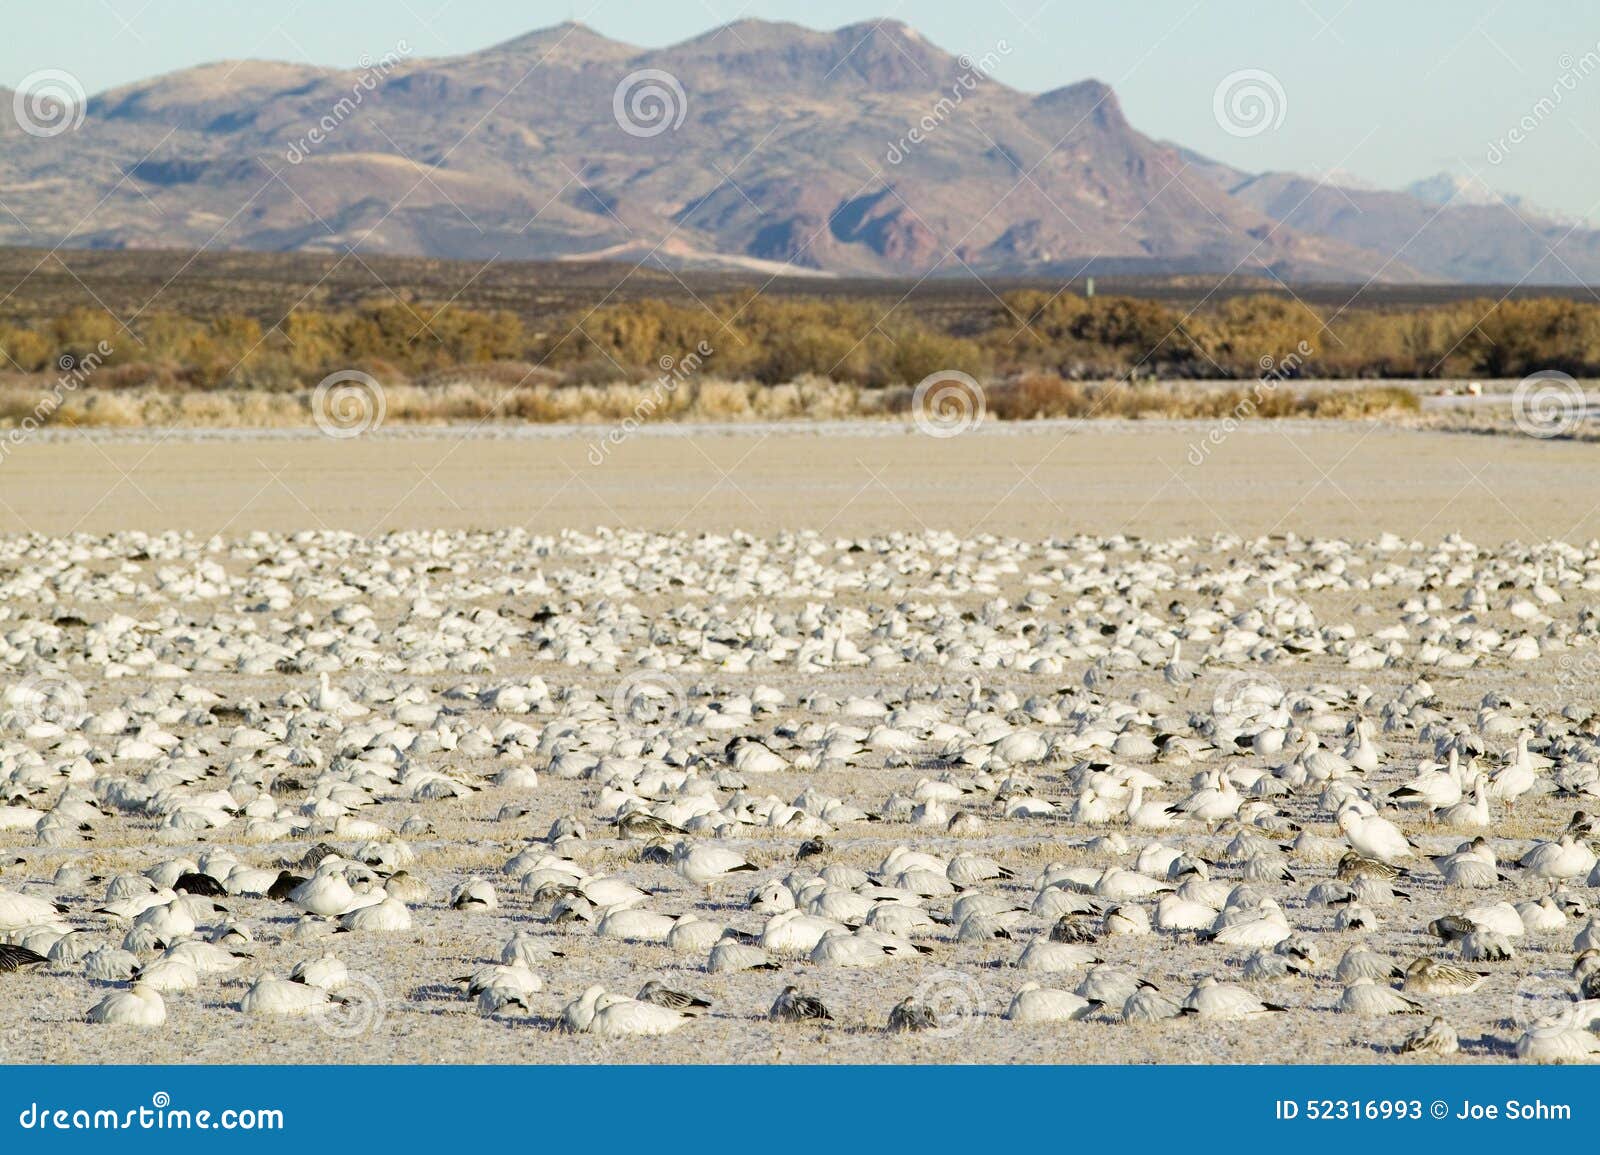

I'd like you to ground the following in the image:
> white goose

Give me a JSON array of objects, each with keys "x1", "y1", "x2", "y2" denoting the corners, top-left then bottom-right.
[
  {"x1": 1337, "y1": 807, "x2": 1416, "y2": 864},
  {"x1": 591, "y1": 992, "x2": 695, "y2": 1038},
  {"x1": 87, "y1": 984, "x2": 166, "y2": 1026},
  {"x1": 1004, "y1": 982, "x2": 1098, "y2": 1023}
]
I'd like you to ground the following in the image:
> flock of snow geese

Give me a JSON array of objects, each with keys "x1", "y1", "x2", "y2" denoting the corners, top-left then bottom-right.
[{"x1": 2, "y1": 526, "x2": 1600, "y2": 1062}]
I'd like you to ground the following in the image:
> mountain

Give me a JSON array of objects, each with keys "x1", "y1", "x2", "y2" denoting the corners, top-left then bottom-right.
[
  {"x1": 1228, "y1": 170, "x2": 1600, "y2": 284},
  {"x1": 0, "y1": 19, "x2": 1592, "y2": 282}
]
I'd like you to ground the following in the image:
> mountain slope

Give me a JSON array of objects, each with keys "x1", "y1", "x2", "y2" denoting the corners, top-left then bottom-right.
[
  {"x1": 1229, "y1": 171, "x2": 1600, "y2": 284},
  {"x1": 0, "y1": 19, "x2": 1586, "y2": 282}
]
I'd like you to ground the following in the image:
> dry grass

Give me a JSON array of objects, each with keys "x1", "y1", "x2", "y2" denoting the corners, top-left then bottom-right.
[
  {"x1": 0, "y1": 374, "x2": 1422, "y2": 430},
  {"x1": 980, "y1": 375, "x2": 1422, "y2": 422}
]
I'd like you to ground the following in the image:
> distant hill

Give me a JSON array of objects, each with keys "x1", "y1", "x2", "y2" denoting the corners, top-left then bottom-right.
[{"x1": 2, "y1": 18, "x2": 1595, "y2": 283}]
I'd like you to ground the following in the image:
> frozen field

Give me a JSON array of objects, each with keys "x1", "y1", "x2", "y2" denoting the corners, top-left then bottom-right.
[{"x1": 1, "y1": 423, "x2": 1598, "y2": 1064}]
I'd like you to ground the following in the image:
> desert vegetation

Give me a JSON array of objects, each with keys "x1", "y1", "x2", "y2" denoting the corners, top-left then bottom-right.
[{"x1": 10, "y1": 255, "x2": 1600, "y2": 426}]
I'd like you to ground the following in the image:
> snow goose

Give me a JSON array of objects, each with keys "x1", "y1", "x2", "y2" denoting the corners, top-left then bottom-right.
[
  {"x1": 1462, "y1": 901, "x2": 1524, "y2": 937},
  {"x1": 1515, "y1": 895, "x2": 1567, "y2": 933},
  {"x1": 130, "y1": 955, "x2": 198, "y2": 993},
  {"x1": 947, "y1": 852, "x2": 1012, "y2": 889},
  {"x1": 1004, "y1": 982, "x2": 1099, "y2": 1023},
  {"x1": 637, "y1": 980, "x2": 710, "y2": 1013},
  {"x1": 477, "y1": 986, "x2": 532, "y2": 1016},
  {"x1": 673, "y1": 840, "x2": 759, "y2": 888},
  {"x1": 758, "y1": 910, "x2": 847, "y2": 957},
  {"x1": 1075, "y1": 964, "x2": 1150, "y2": 1006},
  {"x1": 886, "y1": 997, "x2": 939, "y2": 1032},
  {"x1": 1486, "y1": 733, "x2": 1540, "y2": 810},
  {"x1": 1180, "y1": 977, "x2": 1285, "y2": 1019},
  {"x1": 290, "y1": 954, "x2": 349, "y2": 990},
  {"x1": 457, "y1": 963, "x2": 541, "y2": 1000},
  {"x1": 1206, "y1": 899, "x2": 1290, "y2": 948},
  {"x1": 240, "y1": 973, "x2": 342, "y2": 1015},
  {"x1": 449, "y1": 879, "x2": 498, "y2": 910},
  {"x1": 1015, "y1": 937, "x2": 1102, "y2": 973},
  {"x1": 1401, "y1": 1015, "x2": 1459, "y2": 1055},
  {"x1": 1244, "y1": 950, "x2": 1312, "y2": 980},
  {"x1": 1441, "y1": 784, "x2": 1490, "y2": 830},
  {"x1": 87, "y1": 984, "x2": 166, "y2": 1026},
  {"x1": 83, "y1": 946, "x2": 141, "y2": 983},
  {"x1": 816, "y1": 927, "x2": 927, "y2": 966},
  {"x1": 596, "y1": 905, "x2": 676, "y2": 944},
  {"x1": 557, "y1": 985, "x2": 606, "y2": 1034},
  {"x1": 1338, "y1": 977, "x2": 1424, "y2": 1015},
  {"x1": 769, "y1": 985, "x2": 832, "y2": 1023},
  {"x1": 1155, "y1": 894, "x2": 1218, "y2": 932},
  {"x1": 1459, "y1": 928, "x2": 1515, "y2": 962},
  {"x1": 1122, "y1": 987, "x2": 1181, "y2": 1021},
  {"x1": 1336, "y1": 807, "x2": 1416, "y2": 864},
  {"x1": 589, "y1": 992, "x2": 695, "y2": 1038},
  {"x1": 1104, "y1": 904, "x2": 1151, "y2": 937},
  {"x1": 577, "y1": 875, "x2": 651, "y2": 909},
  {"x1": 1515, "y1": 1024, "x2": 1600, "y2": 1063},
  {"x1": 0, "y1": 943, "x2": 48, "y2": 972},
  {"x1": 665, "y1": 914, "x2": 727, "y2": 954},
  {"x1": 338, "y1": 895, "x2": 411, "y2": 932},
  {"x1": 1125, "y1": 785, "x2": 1175, "y2": 830},
  {"x1": 1388, "y1": 755, "x2": 1462, "y2": 813},
  {"x1": 286, "y1": 872, "x2": 363, "y2": 918},
  {"x1": 1520, "y1": 834, "x2": 1597, "y2": 881},
  {"x1": 500, "y1": 930, "x2": 563, "y2": 967},
  {"x1": 1432, "y1": 839, "x2": 1501, "y2": 888},
  {"x1": 707, "y1": 934, "x2": 778, "y2": 974},
  {"x1": 1094, "y1": 868, "x2": 1172, "y2": 900},
  {"x1": 0, "y1": 888, "x2": 68, "y2": 931},
  {"x1": 1402, "y1": 957, "x2": 1488, "y2": 995}
]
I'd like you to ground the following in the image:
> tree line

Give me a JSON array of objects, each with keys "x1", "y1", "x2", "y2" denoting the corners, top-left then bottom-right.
[{"x1": 2, "y1": 292, "x2": 1594, "y2": 390}]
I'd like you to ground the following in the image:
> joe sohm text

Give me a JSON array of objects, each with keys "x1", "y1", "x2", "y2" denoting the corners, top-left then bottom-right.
[{"x1": 1274, "y1": 1098, "x2": 1572, "y2": 1122}]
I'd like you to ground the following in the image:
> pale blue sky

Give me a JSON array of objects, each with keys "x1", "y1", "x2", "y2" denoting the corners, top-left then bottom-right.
[{"x1": 8, "y1": 0, "x2": 1600, "y2": 221}]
